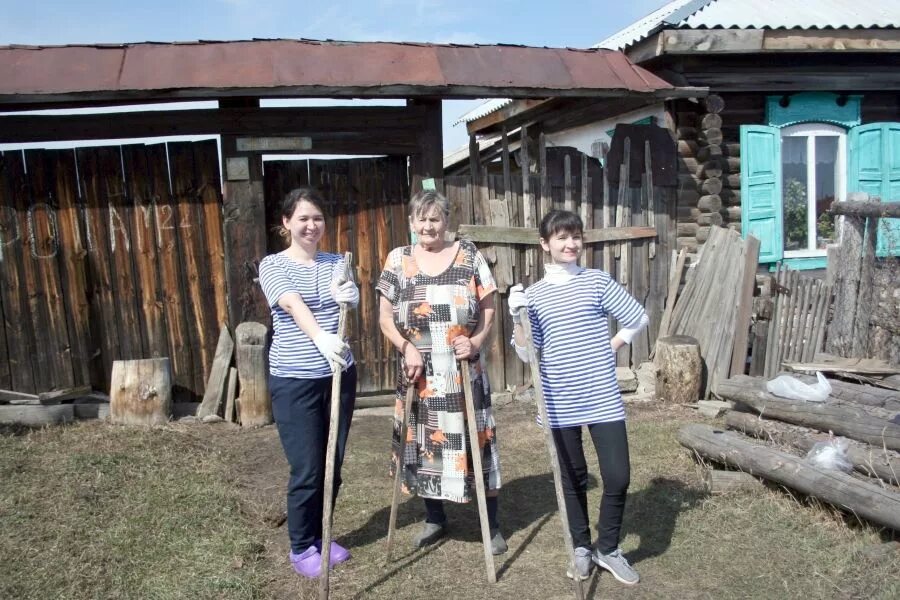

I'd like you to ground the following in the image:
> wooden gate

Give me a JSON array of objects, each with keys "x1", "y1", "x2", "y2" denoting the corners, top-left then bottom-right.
[
  {"x1": 0, "y1": 140, "x2": 228, "y2": 399},
  {"x1": 263, "y1": 156, "x2": 410, "y2": 394}
]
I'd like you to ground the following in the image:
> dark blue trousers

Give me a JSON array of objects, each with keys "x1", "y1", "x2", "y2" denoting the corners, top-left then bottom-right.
[{"x1": 269, "y1": 365, "x2": 357, "y2": 553}]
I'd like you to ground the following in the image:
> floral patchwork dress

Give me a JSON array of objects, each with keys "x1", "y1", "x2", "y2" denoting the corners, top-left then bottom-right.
[{"x1": 376, "y1": 239, "x2": 501, "y2": 503}]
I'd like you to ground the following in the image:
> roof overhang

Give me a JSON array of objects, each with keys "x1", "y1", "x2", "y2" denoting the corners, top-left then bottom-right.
[{"x1": 0, "y1": 39, "x2": 682, "y2": 108}]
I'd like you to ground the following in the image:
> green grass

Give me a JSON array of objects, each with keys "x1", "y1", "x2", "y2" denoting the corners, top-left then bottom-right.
[{"x1": 1, "y1": 403, "x2": 897, "y2": 600}]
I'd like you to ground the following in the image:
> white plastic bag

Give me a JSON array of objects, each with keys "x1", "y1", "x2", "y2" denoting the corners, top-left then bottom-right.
[
  {"x1": 765, "y1": 371, "x2": 832, "y2": 402},
  {"x1": 805, "y1": 438, "x2": 854, "y2": 473}
]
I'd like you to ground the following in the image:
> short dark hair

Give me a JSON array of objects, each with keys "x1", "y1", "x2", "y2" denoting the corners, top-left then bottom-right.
[
  {"x1": 281, "y1": 187, "x2": 326, "y2": 220},
  {"x1": 539, "y1": 209, "x2": 583, "y2": 240}
]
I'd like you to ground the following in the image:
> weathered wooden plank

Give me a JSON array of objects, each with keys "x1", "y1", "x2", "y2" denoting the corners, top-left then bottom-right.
[
  {"x1": 197, "y1": 325, "x2": 234, "y2": 419},
  {"x1": 729, "y1": 235, "x2": 760, "y2": 377},
  {"x1": 22, "y1": 150, "x2": 74, "y2": 390},
  {"x1": 352, "y1": 159, "x2": 378, "y2": 393},
  {"x1": 169, "y1": 142, "x2": 218, "y2": 396},
  {"x1": 121, "y1": 145, "x2": 168, "y2": 360},
  {"x1": 51, "y1": 149, "x2": 93, "y2": 388},
  {"x1": 456, "y1": 224, "x2": 656, "y2": 245},
  {"x1": 193, "y1": 140, "x2": 229, "y2": 334},
  {"x1": 0, "y1": 151, "x2": 37, "y2": 392},
  {"x1": 75, "y1": 148, "x2": 121, "y2": 389}
]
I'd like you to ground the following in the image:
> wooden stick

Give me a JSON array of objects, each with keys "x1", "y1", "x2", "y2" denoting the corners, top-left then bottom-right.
[
  {"x1": 319, "y1": 252, "x2": 353, "y2": 600},
  {"x1": 385, "y1": 383, "x2": 416, "y2": 563},
  {"x1": 518, "y1": 309, "x2": 585, "y2": 600},
  {"x1": 460, "y1": 364, "x2": 497, "y2": 583}
]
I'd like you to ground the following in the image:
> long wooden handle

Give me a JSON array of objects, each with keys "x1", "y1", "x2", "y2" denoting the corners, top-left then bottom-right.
[
  {"x1": 518, "y1": 308, "x2": 585, "y2": 600},
  {"x1": 319, "y1": 252, "x2": 353, "y2": 600},
  {"x1": 385, "y1": 383, "x2": 416, "y2": 562},
  {"x1": 460, "y1": 362, "x2": 497, "y2": 584}
]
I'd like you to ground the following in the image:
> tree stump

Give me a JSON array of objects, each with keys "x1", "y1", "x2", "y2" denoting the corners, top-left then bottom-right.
[
  {"x1": 654, "y1": 336, "x2": 701, "y2": 403},
  {"x1": 235, "y1": 322, "x2": 272, "y2": 427},
  {"x1": 109, "y1": 358, "x2": 172, "y2": 426}
]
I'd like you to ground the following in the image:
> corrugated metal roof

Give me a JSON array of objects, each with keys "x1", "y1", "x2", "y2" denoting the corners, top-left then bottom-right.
[
  {"x1": 0, "y1": 39, "x2": 675, "y2": 105},
  {"x1": 596, "y1": 0, "x2": 900, "y2": 51},
  {"x1": 453, "y1": 98, "x2": 513, "y2": 125},
  {"x1": 682, "y1": 0, "x2": 900, "y2": 29}
]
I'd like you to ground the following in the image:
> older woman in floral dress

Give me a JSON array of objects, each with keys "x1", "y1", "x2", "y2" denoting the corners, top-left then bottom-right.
[{"x1": 376, "y1": 190, "x2": 506, "y2": 554}]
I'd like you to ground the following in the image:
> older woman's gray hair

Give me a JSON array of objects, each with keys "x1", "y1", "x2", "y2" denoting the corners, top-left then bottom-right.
[{"x1": 409, "y1": 190, "x2": 450, "y2": 220}]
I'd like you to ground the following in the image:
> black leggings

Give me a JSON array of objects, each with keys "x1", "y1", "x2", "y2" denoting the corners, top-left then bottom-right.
[{"x1": 551, "y1": 420, "x2": 630, "y2": 553}]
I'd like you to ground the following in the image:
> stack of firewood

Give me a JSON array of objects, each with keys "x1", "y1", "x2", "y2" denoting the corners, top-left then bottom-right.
[{"x1": 678, "y1": 372, "x2": 900, "y2": 531}]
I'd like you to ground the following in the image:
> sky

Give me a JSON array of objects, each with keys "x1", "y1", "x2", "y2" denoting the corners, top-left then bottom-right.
[{"x1": 0, "y1": 0, "x2": 666, "y2": 152}]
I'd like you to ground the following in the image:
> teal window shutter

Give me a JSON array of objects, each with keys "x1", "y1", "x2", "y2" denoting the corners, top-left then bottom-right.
[
  {"x1": 741, "y1": 125, "x2": 783, "y2": 262},
  {"x1": 848, "y1": 123, "x2": 900, "y2": 256}
]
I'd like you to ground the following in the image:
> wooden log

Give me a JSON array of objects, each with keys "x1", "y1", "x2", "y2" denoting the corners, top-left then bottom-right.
[
  {"x1": 678, "y1": 173, "x2": 699, "y2": 191},
  {"x1": 197, "y1": 325, "x2": 235, "y2": 419},
  {"x1": 677, "y1": 140, "x2": 699, "y2": 157},
  {"x1": 726, "y1": 410, "x2": 900, "y2": 485},
  {"x1": 697, "y1": 145, "x2": 722, "y2": 162},
  {"x1": 37, "y1": 386, "x2": 93, "y2": 405},
  {"x1": 679, "y1": 156, "x2": 700, "y2": 175},
  {"x1": 676, "y1": 126, "x2": 698, "y2": 140},
  {"x1": 696, "y1": 226, "x2": 713, "y2": 243},
  {"x1": 725, "y1": 206, "x2": 741, "y2": 221},
  {"x1": 676, "y1": 237, "x2": 699, "y2": 253},
  {"x1": 235, "y1": 322, "x2": 271, "y2": 427},
  {"x1": 716, "y1": 375, "x2": 900, "y2": 450},
  {"x1": 224, "y1": 367, "x2": 238, "y2": 423},
  {"x1": 677, "y1": 189, "x2": 700, "y2": 207},
  {"x1": 704, "y1": 94, "x2": 725, "y2": 114},
  {"x1": 704, "y1": 469, "x2": 764, "y2": 494},
  {"x1": 109, "y1": 358, "x2": 172, "y2": 426},
  {"x1": 724, "y1": 174, "x2": 741, "y2": 189},
  {"x1": 697, "y1": 212, "x2": 724, "y2": 226},
  {"x1": 700, "y1": 114, "x2": 723, "y2": 130},
  {"x1": 654, "y1": 336, "x2": 702, "y2": 403},
  {"x1": 700, "y1": 159, "x2": 724, "y2": 179},
  {"x1": 677, "y1": 423, "x2": 900, "y2": 532},
  {"x1": 697, "y1": 194, "x2": 722, "y2": 212},
  {"x1": 826, "y1": 215, "x2": 864, "y2": 356},
  {"x1": 831, "y1": 200, "x2": 900, "y2": 219},
  {"x1": 677, "y1": 206, "x2": 702, "y2": 221},
  {"x1": 699, "y1": 128, "x2": 723, "y2": 146},
  {"x1": 0, "y1": 404, "x2": 75, "y2": 426},
  {"x1": 677, "y1": 222, "x2": 699, "y2": 237},
  {"x1": 701, "y1": 177, "x2": 723, "y2": 195}
]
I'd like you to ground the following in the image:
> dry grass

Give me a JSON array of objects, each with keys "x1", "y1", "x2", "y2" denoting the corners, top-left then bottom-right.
[{"x1": 1, "y1": 402, "x2": 897, "y2": 600}]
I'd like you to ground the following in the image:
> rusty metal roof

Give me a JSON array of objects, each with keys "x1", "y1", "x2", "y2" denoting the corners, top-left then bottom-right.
[{"x1": 0, "y1": 39, "x2": 676, "y2": 105}]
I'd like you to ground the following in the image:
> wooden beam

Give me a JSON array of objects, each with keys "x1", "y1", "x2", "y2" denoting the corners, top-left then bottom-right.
[
  {"x1": 456, "y1": 225, "x2": 656, "y2": 245},
  {"x1": 831, "y1": 201, "x2": 900, "y2": 219},
  {"x1": 656, "y1": 28, "x2": 900, "y2": 55},
  {"x1": 409, "y1": 99, "x2": 443, "y2": 194},
  {"x1": 466, "y1": 99, "x2": 555, "y2": 135},
  {"x1": 662, "y1": 29, "x2": 766, "y2": 54},
  {"x1": 0, "y1": 106, "x2": 426, "y2": 148}
]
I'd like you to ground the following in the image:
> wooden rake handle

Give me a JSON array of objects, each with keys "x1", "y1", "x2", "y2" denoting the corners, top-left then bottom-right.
[
  {"x1": 385, "y1": 383, "x2": 416, "y2": 562},
  {"x1": 319, "y1": 252, "x2": 353, "y2": 600},
  {"x1": 460, "y1": 362, "x2": 498, "y2": 583},
  {"x1": 517, "y1": 308, "x2": 585, "y2": 600}
]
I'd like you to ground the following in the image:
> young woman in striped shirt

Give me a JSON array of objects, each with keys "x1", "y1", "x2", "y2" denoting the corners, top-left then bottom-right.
[
  {"x1": 258, "y1": 188, "x2": 360, "y2": 579},
  {"x1": 509, "y1": 209, "x2": 648, "y2": 585}
]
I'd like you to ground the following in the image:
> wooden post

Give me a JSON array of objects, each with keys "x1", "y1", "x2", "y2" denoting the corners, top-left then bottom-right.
[
  {"x1": 235, "y1": 322, "x2": 271, "y2": 427},
  {"x1": 408, "y1": 99, "x2": 443, "y2": 195},
  {"x1": 385, "y1": 384, "x2": 416, "y2": 562},
  {"x1": 197, "y1": 325, "x2": 234, "y2": 418},
  {"x1": 654, "y1": 336, "x2": 701, "y2": 404},
  {"x1": 852, "y1": 203, "x2": 879, "y2": 358},
  {"x1": 518, "y1": 308, "x2": 585, "y2": 600},
  {"x1": 109, "y1": 358, "x2": 172, "y2": 426},
  {"x1": 320, "y1": 254, "x2": 353, "y2": 599},
  {"x1": 826, "y1": 198, "x2": 865, "y2": 357},
  {"x1": 460, "y1": 364, "x2": 497, "y2": 583}
]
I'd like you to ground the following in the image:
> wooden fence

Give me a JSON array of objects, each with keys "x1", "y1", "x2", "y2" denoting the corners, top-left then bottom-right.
[
  {"x1": 446, "y1": 128, "x2": 677, "y2": 392},
  {"x1": 0, "y1": 141, "x2": 227, "y2": 399}
]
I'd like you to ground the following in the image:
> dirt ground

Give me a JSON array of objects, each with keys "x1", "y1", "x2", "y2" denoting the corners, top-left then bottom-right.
[{"x1": 218, "y1": 398, "x2": 899, "y2": 600}]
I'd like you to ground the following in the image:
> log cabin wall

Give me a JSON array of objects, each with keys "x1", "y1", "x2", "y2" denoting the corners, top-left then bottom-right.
[{"x1": 0, "y1": 140, "x2": 227, "y2": 400}]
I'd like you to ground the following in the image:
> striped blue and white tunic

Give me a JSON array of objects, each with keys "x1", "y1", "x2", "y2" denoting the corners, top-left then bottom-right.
[
  {"x1": 526, "y1": 269, "x2": 646, "y2": 428},
  {"x1": 258, "y1": 251, "x2": 354, "y2": 379}
]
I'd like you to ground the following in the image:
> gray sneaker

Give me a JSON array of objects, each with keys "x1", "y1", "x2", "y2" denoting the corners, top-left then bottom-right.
[
  {"x1": 566, "y1": 546, "x2": 594, "y2": 580},
  {"x1": 593, "y1": 548, "x2": 639, "y2": 585},
  {"x1": 412, "y1": 521, "x2": 446, "y2": 548},
  {"x1": 490, "y1": 529, "x2": 508, "y2": 555}
]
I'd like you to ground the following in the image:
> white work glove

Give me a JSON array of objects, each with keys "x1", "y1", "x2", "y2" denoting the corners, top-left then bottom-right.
[
  {"x1": 313, "y1": 331, "x2": 349, "y2": 367},
  {"x1": 508, "y1": 283, "x2": 528, "y2": 323},
  {"x1": 330, "y1": 279, "x2": 359, "y2": 306}
]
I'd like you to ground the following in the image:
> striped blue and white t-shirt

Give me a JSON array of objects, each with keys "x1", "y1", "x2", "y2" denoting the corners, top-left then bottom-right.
[
  {"x1": 526, "y1": 269, "x2": 646, "y2": 428},
  {"x1": 258, "y1": 251, "x2": 354, "y2": 379}
]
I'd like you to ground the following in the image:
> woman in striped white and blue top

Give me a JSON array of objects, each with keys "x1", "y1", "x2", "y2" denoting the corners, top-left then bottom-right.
[
  {"x1": 510, "y1": 209, "x2": 648, "y2": 585},
  {"x1": 258, "y1": 188, "x2": 360, "y2": 580}
]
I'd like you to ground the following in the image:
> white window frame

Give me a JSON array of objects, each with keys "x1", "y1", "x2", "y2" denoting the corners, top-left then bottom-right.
[{"x1": 781, "y1": 123, "x2": 846, "y2": 258}]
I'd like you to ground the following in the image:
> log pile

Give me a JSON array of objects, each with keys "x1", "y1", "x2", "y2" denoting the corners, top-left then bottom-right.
[
  {"x1": 678, "y1": 372, "x2": 900, "y2": 531},
  {"x1": 674, "y1": 95, "x2": 741, "y2": 254}
]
